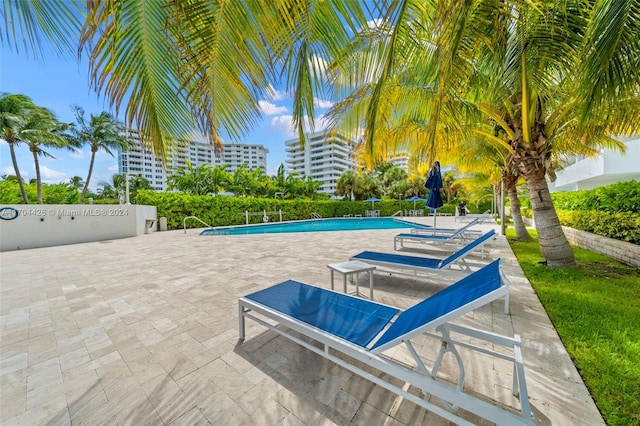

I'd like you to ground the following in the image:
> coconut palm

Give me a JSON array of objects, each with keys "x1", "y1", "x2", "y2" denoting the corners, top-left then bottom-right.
[
  {"x1": 22, "y1": 107, "x2": 74, "y2": 204},
  {"x1": 328, "y1": 2, "x2": 640, "y2": 267},
  {"x1": 167, "y1": 160, "x2": 214, "y2": 196},
  {"x1": 0, "y1": 93, "x2": 36, "y2": 203},
  {"x1": 71, "y1": 107, "x2": 132, "y2": 203},
  {"x1": 336, "y1": 170, "x2": 359, "y2": 201},
  {"x1": 69, "y1": 176, "x2": 84, "y2": 190},
  {"x1": 5, "y1": 1, "x2": 640, "y2": 266}
]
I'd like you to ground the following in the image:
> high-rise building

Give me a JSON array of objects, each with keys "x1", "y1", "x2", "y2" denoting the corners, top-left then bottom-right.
[
  {"x1": 285, "y1": 130, "x2": 358, "y2": 196},
  {"x1": 119, "y1": 130, "x2": 268, "y2": 191}
]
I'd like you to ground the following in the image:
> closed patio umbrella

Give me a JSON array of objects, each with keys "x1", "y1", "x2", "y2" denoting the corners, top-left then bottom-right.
[{"x1": 425, "y1": 161, "x2": 444, "y2": 229}]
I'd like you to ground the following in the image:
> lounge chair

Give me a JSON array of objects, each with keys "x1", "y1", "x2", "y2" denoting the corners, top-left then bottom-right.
[
  {"x1": 238, "y1": 259, "x2": 532, "y2": 425},
  {"x1": 353, "y1": 229, "x2": 496, "y2": 274},
  {"x1": 395, "y1": 224, "x2": 489, "y2": 251},
  {"x1": 410, "y1": 217, "x2": 484, "y2": 236},
  {"x1": 456, "y1": 210, "x2": 493, "y2": 222}
]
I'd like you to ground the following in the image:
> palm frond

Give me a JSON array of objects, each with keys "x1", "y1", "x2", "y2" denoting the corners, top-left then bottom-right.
[{"x1": 1, "y1": 0, "x2": 82, "y2": 58}]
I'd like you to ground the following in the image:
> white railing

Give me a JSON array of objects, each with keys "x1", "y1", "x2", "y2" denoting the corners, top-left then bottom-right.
[
  {"x1": 183, "y1": 216, "x2": 212, "y2": 234},
  {"x1": 391, "y1": 210, "x2": 403, "y2": 217},
  {"x1": 311, "y1": 212, "x2": 322, "y2": 219}
]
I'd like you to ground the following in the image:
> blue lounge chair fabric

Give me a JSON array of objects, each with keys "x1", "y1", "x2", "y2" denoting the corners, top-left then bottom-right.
[
  {"x1": 394, "y1": 227, "x2": 488, "y2": 250},
  {"x1": 243, "y1": 279, "x2": 399, "y2": 347},
  {"x1": 353, "y1": 229, "x2": 496, "y2": 273},
  {"x1": 238, "y1": 259, "x2": 532, "y2": 425}
]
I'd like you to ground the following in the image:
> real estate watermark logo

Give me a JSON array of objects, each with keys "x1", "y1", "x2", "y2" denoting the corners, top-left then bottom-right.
[
  {"x1": 0, "y1": 207, "x2": 19, "y2": 220},
  {"x1": 0, "y1": 207, "x2": 129, "y2": 218}
]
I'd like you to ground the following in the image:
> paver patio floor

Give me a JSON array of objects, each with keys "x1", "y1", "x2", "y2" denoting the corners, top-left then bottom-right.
[{"x1": 0, "y1": 218, "x2": 603, "y2": 425}]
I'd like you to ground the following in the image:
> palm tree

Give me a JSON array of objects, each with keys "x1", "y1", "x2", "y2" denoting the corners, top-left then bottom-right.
[
  {"x1": 5, "y1": 2, "x2": 640, "y2": 266},
  {"x1": 210, "y1": 165, "x2": 230, "y2": 196},
  {"x1": 71, "y1": 107, "x2": 132, "y2": 203},
  {"x1": 22, "y1": 107, "x2": 74, "y2": 204},
  {"x1": 69, "y1": 176, "x2": 84, "y2": 191},
  {"x1": 0, "y1": 93, "x2": 35, "y2": 203},
  {"x1": 97, "y1": 174, "x2": 126, "y2": 201},
  {"x1": 167, "y1": 160, "x2": 214, "y2": 195},
  {"x1": 336, "y1": 171, "x2": 359, "y2": 201},
  {"x1": 328, "y1": 2, "x2": 640, "y2": 267}
]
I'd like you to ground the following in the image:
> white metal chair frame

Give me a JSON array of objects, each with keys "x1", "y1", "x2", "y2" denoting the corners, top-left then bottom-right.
[{"x1": 238, "y1": 262, "x2": 531, "y2": 425}]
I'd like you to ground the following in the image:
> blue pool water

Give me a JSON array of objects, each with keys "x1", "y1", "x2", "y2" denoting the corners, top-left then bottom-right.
[{"x1": 200, "y1": 217, "x2": 430, "y2": 236}]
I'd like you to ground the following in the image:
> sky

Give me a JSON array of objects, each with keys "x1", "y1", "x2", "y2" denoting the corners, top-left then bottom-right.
[{"x1": 0, "y1": 43, "x2": 333, "y2": 190}]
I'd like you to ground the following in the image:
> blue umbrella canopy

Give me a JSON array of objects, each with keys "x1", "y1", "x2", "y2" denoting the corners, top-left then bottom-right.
[
  {"x1": 425, "y1": 162, "x2": 444, "y2": 227},
  {"x1": 364, "y1": 197, "x2": 381, "y2": 207},
  {"x1": 406, "y1": 195, "x2": 423, "y2": 209}
]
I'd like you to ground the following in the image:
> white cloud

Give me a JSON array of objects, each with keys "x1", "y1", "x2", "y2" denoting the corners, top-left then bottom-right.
[
  {"x1": 367, "y1": 19, "x2": 384, "y2": 29},
  {"x1": 270, "y1": 114, "x2": 332, "y2": 138},
  {"x1": 314, "y1": 98, "x2": 334, "y2": 109},
  {"x1": 1, "y1": 166, "x2": 16, "y2": 176},
  {"x1": 40, "y1": 165, "x2": 69, "y2": 183},
  {"x1": 258, "y1": 100, "x2": 288, "y2": 116},
  {"x1": 107, "y1": 165, "x2": 119, "y2": 171},
  {"x1": 266, "y1": 84, "x2": 288, "y2": 101},
  {"x1": 271, "y1": 115, "x2": 296, "y2": 137},
  {"x1": 69, "y1": 148, "x2": 85, "y2": 159}
]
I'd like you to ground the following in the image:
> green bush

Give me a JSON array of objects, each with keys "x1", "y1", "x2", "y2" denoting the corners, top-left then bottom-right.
[
  {"x1": 552, "y1": 180, "x2": 640, "y2": 213},
  {"x1": 135, "y1": 191, "x2": 459, "y2": 230},
  {"x1": 557, "y1": 210, "x2": 640, "y2": 245}
]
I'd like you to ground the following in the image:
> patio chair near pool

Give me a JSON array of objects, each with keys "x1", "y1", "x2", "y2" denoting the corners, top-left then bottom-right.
[
  {"x1": 238, "y1": 259, "x2": 532, "y2": 425},
  {"x1": 352, "y1": 229, "x2": 496, "y2": 275},
  {"x1": 409, "y1": 216, "x2": 484, "y2": 237},
  {"x1": 394, "y1": 228, "x2": 494, "y2": 251}
]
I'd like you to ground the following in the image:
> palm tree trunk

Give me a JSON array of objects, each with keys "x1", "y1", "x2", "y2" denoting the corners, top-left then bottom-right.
[
  {"x1": 504, "y1": 175, "x2": 531, "y2": 241},
  {"x1": 31, "y1": 149, "x2": 43, "y2": 204},
  {"x1": 81, "y1": 151, "x2": 96, "y2": 203},
  {"x1": 524, "y1": 172, "x2": 576, "y2": 267},
  {"x1": 9, "y1": 142, "x2": 29, "y2": 203}
]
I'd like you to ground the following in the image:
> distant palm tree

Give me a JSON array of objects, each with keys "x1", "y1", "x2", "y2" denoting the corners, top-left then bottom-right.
[
  {"x1": 0, "y1": 93, "x2": 36, "y2": 203},
  {"x1": 23, "y1": 107, "x2": 74, "y2": 204},
  {"x1": 71, "y1": 106, "x2": 132, "y2": 203},
  {"x1": 167, "y1": 160, "x2": 214, "y2": 195},
  {"x1": 69, "y1": 176, "x2": 84, "y2": 190}
]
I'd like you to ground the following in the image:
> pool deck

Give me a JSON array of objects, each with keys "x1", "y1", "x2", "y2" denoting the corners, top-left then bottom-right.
[{"x1": 0, "y1": 217, "x2": 603, "y2": 425}]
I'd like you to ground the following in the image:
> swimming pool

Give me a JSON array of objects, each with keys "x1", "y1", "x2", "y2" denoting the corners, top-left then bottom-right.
[{"x1": 200, "y1": 217, "x2": 430, "y2": 235}]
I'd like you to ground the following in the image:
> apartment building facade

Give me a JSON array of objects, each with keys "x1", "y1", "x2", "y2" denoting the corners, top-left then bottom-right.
[
  {"x1": 119, "y1": 131, "x2": 268, "y2": 191},
  {"x1": 549, "y1": 135, "x2": 640, "y2": 191},
  {"x1": 285, "y1": 130, "x2": 358, "y2": 196}
]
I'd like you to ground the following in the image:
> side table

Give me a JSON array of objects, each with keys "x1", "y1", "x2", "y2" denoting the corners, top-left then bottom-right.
[{"x1": 327, "y1": 260, "x2": 376, "y2": 299}]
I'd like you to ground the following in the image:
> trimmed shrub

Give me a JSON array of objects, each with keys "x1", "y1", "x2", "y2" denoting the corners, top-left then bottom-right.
[
  {"x1": 135, "y1": 190, "x2": 458, "y2": 230},
  {"x1": 557, "y1": 210, "x2": 640, "y2": 245}
]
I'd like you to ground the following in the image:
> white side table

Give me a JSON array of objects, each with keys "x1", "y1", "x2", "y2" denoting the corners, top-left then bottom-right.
[{"x1": 327, "y1": 260, "x2": 376, "y2": 299}]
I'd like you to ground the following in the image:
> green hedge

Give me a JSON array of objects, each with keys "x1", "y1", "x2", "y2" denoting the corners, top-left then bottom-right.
[
  {"x1": 135, "y1": 190, "x2": 457, "y2": 230},
  {"x1": 557, "y1": 210, "x2": 640, "y2": 245},
  {"x1": 551, "y1": 180, "x2": 640, "y2": 213},
  {"x1": 515, "y1": 181, "x2": 640, "y2": 244}
]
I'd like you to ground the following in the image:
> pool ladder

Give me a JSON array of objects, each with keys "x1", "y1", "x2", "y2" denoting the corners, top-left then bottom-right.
[
  {"x1": 183, "y1": 216, "x2": 212, "y2": 234},
  {"x1": 310, "y1": 212, "x2": 322, "y2": 219}
]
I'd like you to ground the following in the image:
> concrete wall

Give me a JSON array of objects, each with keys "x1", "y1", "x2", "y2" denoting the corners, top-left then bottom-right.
[
  {"x1": 561, "y1": 226, "x2": 640, "y2": 268},
  {"x1": 0, "y1": 204, "x2": 157, "y2": 251}
]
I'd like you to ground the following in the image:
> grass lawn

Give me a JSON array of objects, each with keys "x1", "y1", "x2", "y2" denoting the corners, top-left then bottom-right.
[{"x1": 506, "y1": 229, "x2": 639, "y2": 426}]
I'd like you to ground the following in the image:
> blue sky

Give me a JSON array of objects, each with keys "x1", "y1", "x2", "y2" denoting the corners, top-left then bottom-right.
[{"x1": 1, "y1": 44, "x2": 333, "y2": 190}]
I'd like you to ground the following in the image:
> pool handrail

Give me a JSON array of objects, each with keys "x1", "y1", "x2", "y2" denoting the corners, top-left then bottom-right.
[{"x1": 183, "y1": 216, "x2": 212, "y2": 234}]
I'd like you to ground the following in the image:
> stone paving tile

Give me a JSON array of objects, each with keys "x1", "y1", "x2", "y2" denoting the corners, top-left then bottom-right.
[{"x1": 0, "y1": 218, "x2": 604, "y2": 425}]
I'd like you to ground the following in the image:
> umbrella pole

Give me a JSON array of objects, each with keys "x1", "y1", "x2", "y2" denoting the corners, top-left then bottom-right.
[{"x1": 433, "y1": 209, "x2": 437, "y2": 230}]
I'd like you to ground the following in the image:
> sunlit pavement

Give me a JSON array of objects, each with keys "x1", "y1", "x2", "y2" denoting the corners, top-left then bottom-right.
[{"x1": 0, "y1": 217, "x2": 603, "y2": 425}]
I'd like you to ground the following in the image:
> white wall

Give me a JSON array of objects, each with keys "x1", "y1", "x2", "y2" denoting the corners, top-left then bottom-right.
[
  {"x1": 0, "y1": 204, "x2": 157, "y2": 251},
  {"x1": 551, "y1": 137, "x2": 640, "y2": 191}
]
